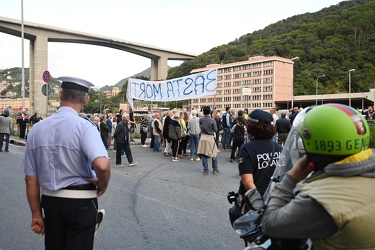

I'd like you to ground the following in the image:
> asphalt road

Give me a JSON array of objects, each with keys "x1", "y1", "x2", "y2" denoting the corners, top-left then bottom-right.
[{"x1": 0, "y1": 142, "x2": 245, "y2": 250}]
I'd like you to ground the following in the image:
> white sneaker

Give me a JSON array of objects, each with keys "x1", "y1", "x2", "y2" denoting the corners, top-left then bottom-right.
[
  {"x1": 196, "y1": 157, "x2": 200, "y2": 161},
  {"x1": 190, "y1": 157, "x2": 194, "y2": 161},
  {"x1": 118, "y1": 164, "x2": 125, "y2": 168},
  {"x1": 128, "y1": 162, "x2": 137, "y2": 167}
]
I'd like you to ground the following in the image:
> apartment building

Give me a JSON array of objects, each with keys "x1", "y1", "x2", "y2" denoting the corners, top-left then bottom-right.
[{"x1": 190, "y1": 55, "x2": 295, "y2": 111}]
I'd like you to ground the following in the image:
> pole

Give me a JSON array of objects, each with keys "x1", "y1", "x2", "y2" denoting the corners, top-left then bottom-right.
[
  {"x1": 316, "y1": 75, "x2": 325, "y2": 105},
  {"x1": 21, "y1": 0, "x2": 25, "y2": 109},
  {"x1": 348, "y1": 69, "x2": 355, "y2": 107},
  {"x1": 291, "y1": 57, "x2": 299, "y2": 108}
]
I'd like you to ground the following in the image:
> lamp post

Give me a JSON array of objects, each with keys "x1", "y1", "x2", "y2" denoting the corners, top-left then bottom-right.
[
  {"x1": 21, "y1": 0, "x2": 25, "y2": 110},
  {"x1": 291, "y1": 57, "x2": 299, "y2": 108},
  {"x1": 348, "y1": 69, "x2": 355, "y2": 107},
  {"x1": 316, "y1": 75, "x2": 325, "y2": 105}
]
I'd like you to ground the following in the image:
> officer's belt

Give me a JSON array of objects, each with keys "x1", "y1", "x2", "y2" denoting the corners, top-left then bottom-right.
[{"x1": 42, "y1": 189, "x2": 97, "y2": 199}]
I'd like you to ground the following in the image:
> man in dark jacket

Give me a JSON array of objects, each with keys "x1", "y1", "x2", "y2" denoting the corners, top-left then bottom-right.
[
  {"x1": 17, "y1": 108, "x2": 29, "y2": 138},
  {"x1": 113, "y1": 114, "x2": 137, "y2": 167},
  {"x1": 275, "y1": 112, "x2": 291, "y2": 145}
]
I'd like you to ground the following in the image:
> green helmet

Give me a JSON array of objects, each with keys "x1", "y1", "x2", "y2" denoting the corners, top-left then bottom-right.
[{"x1": 298, "y1": 103, "x2": 370, "y2": 156}]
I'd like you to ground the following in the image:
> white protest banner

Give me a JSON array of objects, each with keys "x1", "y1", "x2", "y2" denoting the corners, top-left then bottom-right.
[{"x1": 127, "y1": 69, "x2": 217, "y2": 108}]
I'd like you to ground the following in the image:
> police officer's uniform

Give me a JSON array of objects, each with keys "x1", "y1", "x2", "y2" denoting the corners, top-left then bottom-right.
[{"x1": 22, "y1": 77, "x2": 108, "y2": 250}]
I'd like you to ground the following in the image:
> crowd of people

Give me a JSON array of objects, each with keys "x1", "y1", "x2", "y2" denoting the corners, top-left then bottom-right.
[
  {"x1": 1, "y1": 88, "x2": 372, "y2": 249},
  {"x1": 75, "y1": 105, "x2": 301, "y2": 177}
]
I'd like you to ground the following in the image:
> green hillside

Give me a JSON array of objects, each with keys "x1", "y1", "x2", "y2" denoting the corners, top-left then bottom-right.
[{"x1": 168, "y1": 0, "x2": 375, "y2": 96}]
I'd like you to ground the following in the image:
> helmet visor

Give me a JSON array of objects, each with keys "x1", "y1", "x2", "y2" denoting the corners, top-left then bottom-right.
[{"x1": 263, "y1": 107, "x2": 311, "y2": 201}]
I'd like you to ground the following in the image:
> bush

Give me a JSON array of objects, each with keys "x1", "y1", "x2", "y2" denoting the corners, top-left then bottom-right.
[{"x1": 368, "y1": 122, "x2": 375, "y2": 148}]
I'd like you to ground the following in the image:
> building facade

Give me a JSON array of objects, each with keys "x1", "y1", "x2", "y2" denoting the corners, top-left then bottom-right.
[{"x1": 190, "y1": 55, "x2": 294, "y2": 111}]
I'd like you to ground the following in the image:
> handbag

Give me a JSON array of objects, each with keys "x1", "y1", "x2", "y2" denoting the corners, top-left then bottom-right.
[{"x1": 142, "y1": 126, "x2": 148, "y2": 133}]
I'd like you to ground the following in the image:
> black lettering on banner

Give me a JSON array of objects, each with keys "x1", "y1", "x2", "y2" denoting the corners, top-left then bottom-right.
[
  {"x1": 194, "y1": 76, "x2": 205, "y2": 95},
  {"x1": 146, "y1": 84, "x2": 153, "y2": 98},
  {"x1": 205, "y1": 69, "x2": 217, "y2": 92},
  {"x1": 183, "y1": 78, "x2": 194, "y2": 95},
  {"x1": 166, "y1": 81, "x2": 174, "y2": 97},
  {"x1": 153, "y1": 83, "x2": 162, "y2": 100},
  {"x1": 138, "y1": 82, "x2": 146, "y2": 99},
  {"x1": 173, "y1": 79, "x2": 182, "y2": 96}
]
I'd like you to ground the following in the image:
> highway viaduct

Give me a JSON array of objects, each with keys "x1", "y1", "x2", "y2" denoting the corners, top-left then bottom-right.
[{"x1": 0, "y1": 16, "x2": 196, "y2": 117}]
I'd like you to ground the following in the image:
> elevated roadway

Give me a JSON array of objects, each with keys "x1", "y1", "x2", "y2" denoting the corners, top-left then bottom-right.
[{"x1": 0, "y1": 16, "x2": 196, "y2": 117}]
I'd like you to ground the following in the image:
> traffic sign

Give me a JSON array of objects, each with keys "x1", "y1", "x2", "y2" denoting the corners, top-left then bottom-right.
[
  {"x1": 42, "y1": 84, "x2": 52, "y2": 96},
  {"x1": 43, "y1": 70, "x2": 51, "y2": 83}
]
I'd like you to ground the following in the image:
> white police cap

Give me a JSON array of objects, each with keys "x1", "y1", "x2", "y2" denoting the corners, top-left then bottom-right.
[{"x1": 58, "y1": 76, "x2": 94, "y2": 93}]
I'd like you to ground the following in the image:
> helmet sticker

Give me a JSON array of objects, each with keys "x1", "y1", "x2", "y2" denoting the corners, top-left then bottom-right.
[
  {"x1": 326, "y1": 103, "x2": 367, "y2": 135},
  {"x1": 352, "y1": 115, "x2": 366, "y2": 135}
]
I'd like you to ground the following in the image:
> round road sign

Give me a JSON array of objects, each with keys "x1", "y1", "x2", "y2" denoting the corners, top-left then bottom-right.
[
  {"x1": 43, "y1": 70, "x2": 51, "y2": 83},
  {"x1": 42, "y1": 84, "x2": 52, "y2": 96}
]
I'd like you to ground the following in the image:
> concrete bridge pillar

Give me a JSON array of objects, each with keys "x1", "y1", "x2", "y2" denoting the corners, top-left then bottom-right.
[
  {"x1": 29, "y1": 35, "x2": 48, "y2": 118},
  {"x1": 151, "y1": 56, "x2": 168, "y2": 81}
]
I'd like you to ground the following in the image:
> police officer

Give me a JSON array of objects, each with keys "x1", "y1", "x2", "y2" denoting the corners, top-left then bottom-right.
[{"x1": 22, "y1": 76, "x2": 111, "y2": 250}]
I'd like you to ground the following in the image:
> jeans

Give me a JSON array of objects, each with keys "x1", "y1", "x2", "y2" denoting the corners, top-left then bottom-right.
[
  {"x1": 222, "y1": 128, "x2": 231, "y2": 148},
  {"x1": 189, "y1": 134, "x2": 200, "y2": 157},
  {"x1": 154, "y1": 135, "x2": 161, "y2": 151},
  {"x1": 0, "y1": 133, "x2": 10, "y2": 150},
  {"x1": 201, "y1": 155, "x2": 218, "y2": 171}
]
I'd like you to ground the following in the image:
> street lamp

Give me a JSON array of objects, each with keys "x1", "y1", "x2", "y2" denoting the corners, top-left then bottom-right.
[
  {"x1": 291, "y1": 57, "x2": 299, "y2": 108},
  {"x1": 21, "y1": 0, "x2": 25, "y2": 110},
  {"x1": 348, "y1": 69, "x2": 355, "y2": 107},
  {"x1": 316, "y1": 75, "x2": 325, "y2": 105}
]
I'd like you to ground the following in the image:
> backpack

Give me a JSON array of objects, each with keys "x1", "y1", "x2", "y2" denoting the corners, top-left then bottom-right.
[
  {"x1": 217, "y1": 119, "x2": 224, "y2": 131},
  {"x1": 222, "y1": 113, "x2": 228, "y2": 128},
  {"x1": 234, "y1": 124, "x2": 245, "y2": 140}
]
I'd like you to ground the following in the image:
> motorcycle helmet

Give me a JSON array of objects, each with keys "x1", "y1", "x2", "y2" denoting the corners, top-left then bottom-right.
[
  {"x1": 298, "y1": 103, "x2": 369, "y2": 156},
  {"x1": 264, "y1": 104, "x2": 370, "y2": 201}
]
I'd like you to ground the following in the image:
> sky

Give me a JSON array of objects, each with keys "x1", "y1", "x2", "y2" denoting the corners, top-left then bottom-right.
[{"x1": 0, "y1": 0, "x2": 343, "y2": 88}]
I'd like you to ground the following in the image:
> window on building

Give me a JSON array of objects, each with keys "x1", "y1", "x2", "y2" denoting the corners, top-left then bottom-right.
[
  {"x1": 263, "y1": 86, "x2": 273, "y2": 92},
  {"x1": 252, "y1": 63, "x2": 262, "y2": 68},
  {"x1": 262, "y1": 94, "x2": 273, "y2": 100},
  {"x1": 263, "y1": 77, "x2": 273, "y2": 83},
  {"x1": 263, "y1": 61, "x2": 274, "y2": 67},
  {"x1": 233, "y1": 81, "x2": 241, "y2": 86},
  {"x1": 263, "y1": 102, "x2": 273, "y2": 108},
  {"x1": 243, "y1": 80, "x2": 251, "y2": 85},
  {"x1": 233, "y1": 73, "x2": 241, "y2": 79},
  {"x1": 242, "y1": 64, "x2": 251, "y2": 70},
  {"x1": 263, "y1": 69, "x2": 274, "y2": 75},
  {"x1": 253, "y1": 103, "x2": 261, "y2": 108}
]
